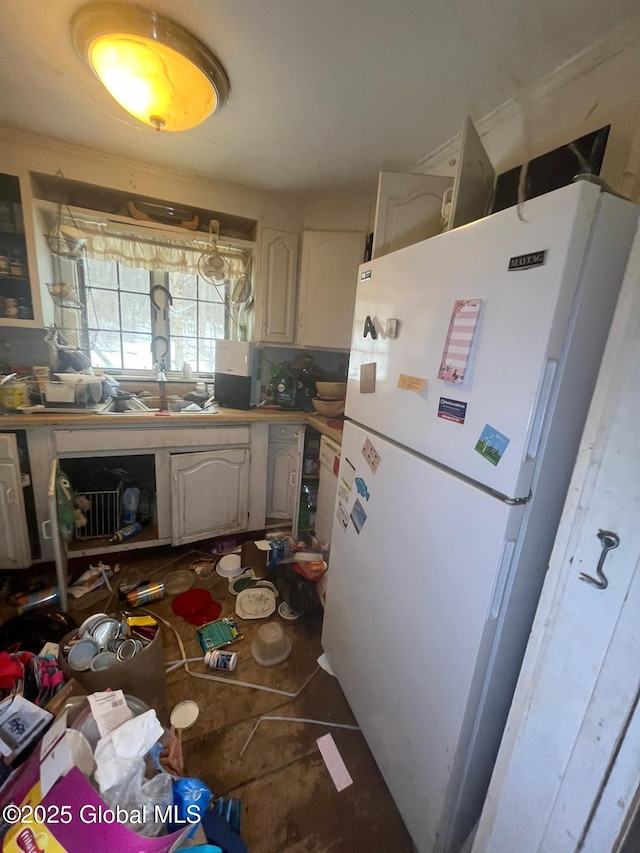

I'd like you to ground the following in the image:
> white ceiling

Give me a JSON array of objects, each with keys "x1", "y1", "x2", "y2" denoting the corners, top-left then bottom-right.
[{"x1": 0, "y1": 0, "x2": 638, "y2": 200}]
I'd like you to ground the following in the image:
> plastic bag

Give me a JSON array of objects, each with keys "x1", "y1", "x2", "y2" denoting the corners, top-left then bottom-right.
[{"x1": 101, "y1": 760, "x2": 173, "y2": 837}]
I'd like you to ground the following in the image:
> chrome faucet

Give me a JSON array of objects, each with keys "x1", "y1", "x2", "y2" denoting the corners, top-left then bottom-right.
[
  {"x1": 151, "y1": 335, "x2": 169, "y2": 410},
  {"x1": 154, "y1": 359, "x2": 167, "y2": 385}
]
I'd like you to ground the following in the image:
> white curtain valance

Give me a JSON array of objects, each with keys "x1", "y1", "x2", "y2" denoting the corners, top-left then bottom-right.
[{"x1": 47, "y1": 209, "x2": 249, "y2": 277}]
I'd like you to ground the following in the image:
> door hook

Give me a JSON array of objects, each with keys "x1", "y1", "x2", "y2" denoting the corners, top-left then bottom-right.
[{"x1": 579, "y1": 530, "x2": 620, "y2": 590}]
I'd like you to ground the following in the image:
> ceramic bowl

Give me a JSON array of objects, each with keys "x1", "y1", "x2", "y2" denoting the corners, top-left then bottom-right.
[
  {"x1": 316, "y1": 381, "x2": 346, "y2": 398},
  {"x1": 312, "y1": 397, "x2": 345, "y2": 417}
]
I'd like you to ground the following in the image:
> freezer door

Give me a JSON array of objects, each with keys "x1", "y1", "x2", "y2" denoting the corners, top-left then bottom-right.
[
  {"x1": 346, "y1": 181, "x2": 624, "y2": 498},
  {"x1": 321, "y1": 422, "x2": 525, "y2": 852}
]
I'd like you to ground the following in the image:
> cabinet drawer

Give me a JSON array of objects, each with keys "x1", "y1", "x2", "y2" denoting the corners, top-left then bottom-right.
[
  {"x1": 54, "y1": 426, "x2": 250, "y2": 454},
  {"x1": 268, "y1": 423, "x2": 302, "y2": 443}
]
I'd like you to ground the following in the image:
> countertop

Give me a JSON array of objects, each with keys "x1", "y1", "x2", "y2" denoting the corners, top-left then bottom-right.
[{"x1": 0, "y1": 407, "x2": 344, "y2": 443}]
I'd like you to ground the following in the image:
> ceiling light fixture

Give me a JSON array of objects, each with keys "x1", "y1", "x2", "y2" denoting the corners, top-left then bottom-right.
[{"x1": 71, "y1": 2, "x2": 229, "y2": 132}]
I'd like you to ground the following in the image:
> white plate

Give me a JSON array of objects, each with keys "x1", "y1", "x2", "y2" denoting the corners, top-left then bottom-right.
[{"x1": 235, "y1": 588, "x2": 276, "y2": 620}]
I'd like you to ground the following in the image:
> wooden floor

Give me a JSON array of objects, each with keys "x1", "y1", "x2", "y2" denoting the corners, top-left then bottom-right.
[{"x1": 51, "y1": 544, "x2": 416, "y2": 852}]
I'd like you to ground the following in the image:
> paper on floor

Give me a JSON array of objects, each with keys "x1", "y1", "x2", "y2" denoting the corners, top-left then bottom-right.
[{"x1": 316, "y1": 733, "x2": 353, "y2": 792}]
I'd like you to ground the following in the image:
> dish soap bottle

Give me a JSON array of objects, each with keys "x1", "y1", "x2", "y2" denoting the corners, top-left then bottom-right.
[{"x1": 109, "y1": 522, "x2": 142, "y2": 544}]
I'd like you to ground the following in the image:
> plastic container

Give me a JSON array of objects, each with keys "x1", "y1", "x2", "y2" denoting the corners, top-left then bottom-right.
[
  {"x1": 121, "y1": 486, "x2": 140, "y2": 524},
  {"x1": 250, "y1": 622, "x2": 292, "y2": 667}
]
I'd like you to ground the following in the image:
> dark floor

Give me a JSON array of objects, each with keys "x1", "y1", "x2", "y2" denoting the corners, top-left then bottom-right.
[{"x1": 16, "y1": 545, "x2": 416, "y2": 852}]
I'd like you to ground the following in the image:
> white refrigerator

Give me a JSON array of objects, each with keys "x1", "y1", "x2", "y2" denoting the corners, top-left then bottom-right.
[{"x1": 320, "y1": 181, "x2": 640, "y2": 853}]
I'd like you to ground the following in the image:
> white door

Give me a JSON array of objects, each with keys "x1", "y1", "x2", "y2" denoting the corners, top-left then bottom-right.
[
  {"x1": 171, "y1": 448, "x2": 250, "y2": 545},
  {"x1": 472, "y1": 225, "x2": 640, "y2": 853},
  {"x1": 0, "y1": 433, "x2": 30, "y2": 569},
  {"x1": 296, "y1": 230, "x2": 365, "y2": 349},
  {"x1": 372, "y1": 170, "x2": 453, "y2": 258},
  {"x1": 322, "y1": 420, "x2": 524, "y2": 853}
]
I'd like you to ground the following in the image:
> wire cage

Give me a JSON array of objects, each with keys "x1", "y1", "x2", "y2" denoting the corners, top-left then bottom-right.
[{"x1": 75, "y1": 483, "x2": 123, "y2": 540}]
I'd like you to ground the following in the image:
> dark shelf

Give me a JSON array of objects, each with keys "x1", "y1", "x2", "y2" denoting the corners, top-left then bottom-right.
[{"x1": 0, "y1": 275, "x2": 29, "y2": 284}]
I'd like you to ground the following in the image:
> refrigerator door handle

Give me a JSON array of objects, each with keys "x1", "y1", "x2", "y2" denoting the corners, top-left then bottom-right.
[
  {"x1": 526, "y1": 359, "x2": 558, "y2": 460},
  {"x1": 489, "y1": 540, "x2": 515, "y2": 621}
]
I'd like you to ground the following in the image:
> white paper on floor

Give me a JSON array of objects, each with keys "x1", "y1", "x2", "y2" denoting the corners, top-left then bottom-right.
[
  {"x1": 317, "y1": 652, "x2": 335, "y2": 676},
  {"x1": 316, "y1": 733, "x2": 353, "y2": 792}
]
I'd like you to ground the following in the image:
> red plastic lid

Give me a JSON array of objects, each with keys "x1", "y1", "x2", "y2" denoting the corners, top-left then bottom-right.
[
  {"x1": 184, "y1": 600, "x2": 222, "y2": 626},
  {"x1": 172, "y1": 588, "x2": 212, "y2": 617}
]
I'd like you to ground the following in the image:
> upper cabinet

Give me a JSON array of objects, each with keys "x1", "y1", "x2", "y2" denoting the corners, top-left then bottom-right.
[
  {"x1": 0, "y1": 173, "x2": 36, "y2": 325},
  {"x1": 297, "y1": 230, "x2": 365, "y2": 350},
  {"x1": 446, "y1": 117, "x2": 494, "y2": 232},
  {"x1": 372, "y1": 170, "x2": 453, "y2": 259},
  {"x1": 255, "y1": 227, "x2": 299, "y2": 344}
]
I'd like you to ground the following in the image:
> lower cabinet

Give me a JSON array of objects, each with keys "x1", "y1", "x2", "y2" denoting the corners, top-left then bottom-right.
[
  {"x1": 266, "y1": 424, "x2": 305, "y2": 529},
  {"x1": 0, "y1": 433, "x2": 30, "y2": 569},
  {"x1": 171, "y1": 447, "x2": 251, "y2": 546}
]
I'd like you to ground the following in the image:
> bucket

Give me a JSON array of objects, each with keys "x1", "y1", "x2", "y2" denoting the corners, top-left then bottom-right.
[
  {"x1": 0, "y1": 382, "x2": 28, "y2": 409},
  {"x1": 58, "y1": 624, "x2": 168, "y2": 723}
]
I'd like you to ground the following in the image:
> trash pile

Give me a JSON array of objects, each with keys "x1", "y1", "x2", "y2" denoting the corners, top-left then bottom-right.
[
  {"x1": 0, "y1": 531, "x2": 332, "y2": 851},
  {"x1": 0, "y1": 687, "x2": 246, "y2": 851}
]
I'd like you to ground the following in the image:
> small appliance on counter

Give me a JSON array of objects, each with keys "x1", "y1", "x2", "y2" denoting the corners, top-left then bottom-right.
[{"x1": 214, "y1": 340, "x2": 261, "y2": 409}]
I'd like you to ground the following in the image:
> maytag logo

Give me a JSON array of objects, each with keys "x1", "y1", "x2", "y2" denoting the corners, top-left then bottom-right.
[
  {"x1": 360, "y1": 269, "x2": 372, "y2": 280},
  {"x1": 508, "y1": 250, "x2": 547, "y2": 271}
]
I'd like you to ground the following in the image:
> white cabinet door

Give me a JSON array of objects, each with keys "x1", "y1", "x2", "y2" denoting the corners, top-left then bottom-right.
[
  {"x1": 266, "y1": 424, "x2": 304, "y2": 521},
  {"x1": 47, "y1": 460, "x2": 69, "y2": 611},
  {"x1": 256, "y1": 227, "x2": 299, "y2": 344},
  {"x1": 372, "y1": 170, "x2": 453, "y2": 259},
  {"x1": 297, "y1": 230, "x2": 365, "y2": 349},
  {"x1": 171, "y1": 448, "x2": 250, "y2": 546},
  {"x1": 0, "y1": 433, "x2": 30, "y2": 569}
]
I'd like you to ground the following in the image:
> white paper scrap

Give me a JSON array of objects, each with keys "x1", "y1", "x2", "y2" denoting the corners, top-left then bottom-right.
[
  {"x1": 317, "y1": 653, "x2": 336, "y2": 677},
  {"x1": 316, "y1": 733, "x2": 353, "y2": 792},
  {"x1": 88, "y1": 689, "x2": 133, "y2": 738}
]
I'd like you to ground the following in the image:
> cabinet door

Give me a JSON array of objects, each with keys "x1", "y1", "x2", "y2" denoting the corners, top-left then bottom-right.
[
  {"x1": 297, "y1": 230, "x2": 365, "y2": 349},
  {"x1": 266, "y1": 426, "x2": 304, "y2": 521},
  {"x1": 0, "y1": 434, "x2": 31, "y2": 569},
  {"x1": 0, "y1": 172, "x2": 37, "y2": 326},
  {"x1": 256, "y1": 227, "x2": 299, "y2": 343},
  {"x1": 372, "y1": 170, "x2": 453, "y2": 259},
  {"x1": 171, "y1": 448, "x2": 250, "y2": 546},
  {"x1": 47, "y1": 460, "x2": 69, "y2": 612}
]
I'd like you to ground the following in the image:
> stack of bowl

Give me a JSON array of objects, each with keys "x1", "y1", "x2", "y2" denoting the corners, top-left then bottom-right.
[{"x1": 312, "y1": 381, "x2": 347, "y2": 417}]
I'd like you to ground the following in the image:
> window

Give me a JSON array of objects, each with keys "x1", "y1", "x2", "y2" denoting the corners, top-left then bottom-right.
[
  {"x1": 48, "y1": 215, "x2": 253, "y2": 376},
  {"x1": 78, "y1": 259, "x2": 227, "y2": 372}
]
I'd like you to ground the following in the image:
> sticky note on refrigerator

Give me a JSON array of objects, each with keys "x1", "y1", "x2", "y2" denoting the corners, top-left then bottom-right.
[
  {"x1": 397, "y1": 373, "x2": 426, "y2": 392},
  {"x1": 438, "y1": 299, "x2": 483, "y2": 383}
]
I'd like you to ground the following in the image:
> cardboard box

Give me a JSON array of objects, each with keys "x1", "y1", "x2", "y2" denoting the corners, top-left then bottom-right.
[{"x1": 240, "y1": 537, "x2": 292, "y2": 579}]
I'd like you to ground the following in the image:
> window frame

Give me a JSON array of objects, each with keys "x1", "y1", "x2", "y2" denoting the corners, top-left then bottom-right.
[{"x1": 45, "y1": 208, "x2": 255, "y2": 380}]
